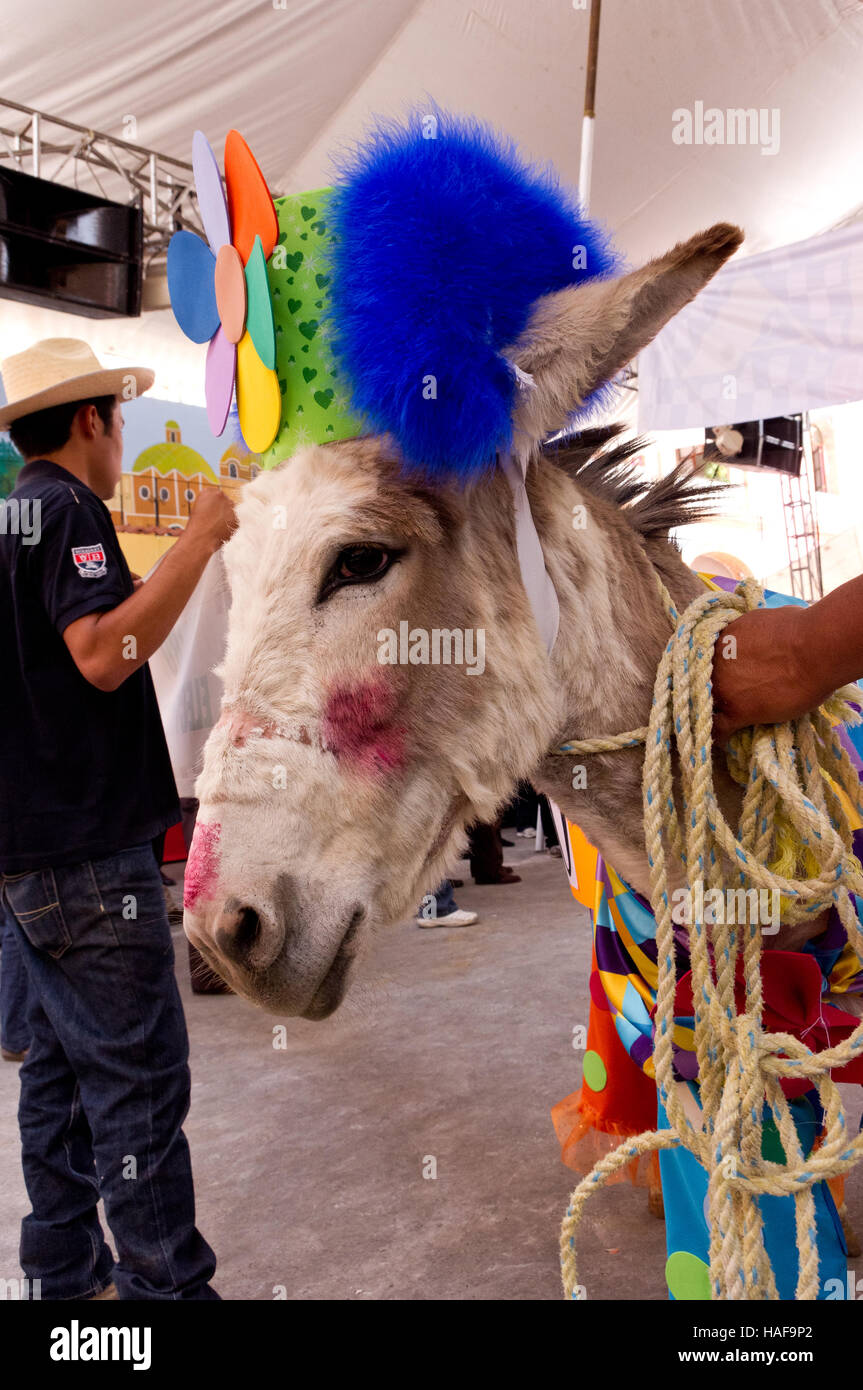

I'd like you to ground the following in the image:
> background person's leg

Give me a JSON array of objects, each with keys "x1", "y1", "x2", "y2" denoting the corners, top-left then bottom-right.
[
  {"x1": 469, "y1": 819, "x2": 521, "y2": 884},
  {"x1": 5, "y1": 914, "x2": 114, "y2": 1300},
  {"x1": 1, "y1": 908, "x2": 31, "y2": 1057},
  {"x1": 415, "y1": 879, "x2": 479, "y2": 926},
  {"x1": 416, "y1": 879, "x2": 457, "y2": 919},
  {"x1": 434, "y1": 879, "x2": 458, "y2": 916},
  {"x1": 3, "y1": 849, "x2": 218, "y2": 1300},
  {"x1": 513, "y1": 782, "x2": 540, "y2": 836},
  {"x1": 74, "y1": 847, "x2": 218, "y2": 1300},
  {"x1": 468, "y1": 821, "x2": 503, "y2": 881},
  {"x1": 538, "y1": 796, "x2": 560, "y2": 850}
]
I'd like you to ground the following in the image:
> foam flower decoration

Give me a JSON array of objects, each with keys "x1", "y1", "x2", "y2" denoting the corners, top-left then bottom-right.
[{"x1": 167, "y1": 130, "x2": 281, "y2": 453}]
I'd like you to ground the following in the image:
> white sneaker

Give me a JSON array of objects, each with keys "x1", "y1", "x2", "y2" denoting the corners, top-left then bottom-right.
[
  {"x1": 517, "y1": 828, "x2": 536, "y2": 838},
  {"x1": 415, "y1": 908, "x2": 478, "y2": 928}
]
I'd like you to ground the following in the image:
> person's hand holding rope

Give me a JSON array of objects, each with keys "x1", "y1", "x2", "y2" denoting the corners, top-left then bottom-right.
[{"x1": 713, "y1": 573, "x2": 863, "y2": 742}]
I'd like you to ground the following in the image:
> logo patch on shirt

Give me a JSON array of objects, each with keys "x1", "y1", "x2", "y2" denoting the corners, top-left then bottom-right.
[{"x1": 71, "y1": 543, "x2": 108, "y2": 579}]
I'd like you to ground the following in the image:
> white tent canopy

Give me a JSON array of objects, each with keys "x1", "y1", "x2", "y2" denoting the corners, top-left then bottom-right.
[
  {"x1": 2, "y1": 0, "x2": 863, "y2": 400},
  {"x1": 639, "y1": 221, "x2": 863, "y2": 431}
]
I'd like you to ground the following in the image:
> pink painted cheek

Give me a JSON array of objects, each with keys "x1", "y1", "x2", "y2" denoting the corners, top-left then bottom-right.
[
  {"x1": 183, "y1": 821, "x2": 222, "y2": 910},
  {"x1": 322, "y1": 677, "x2": 406, "y2": 776}
]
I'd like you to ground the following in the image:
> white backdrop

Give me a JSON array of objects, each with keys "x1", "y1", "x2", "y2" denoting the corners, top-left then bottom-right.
[
  {"x1": 3, "y1": 0, "x2": 863, "y2": 266},
  {"x1": 148, "y1": 553, "x2": 230, "y2": 798},
  {"x1": 4, "y1": 0, "x2": 863, "y2": 411},
  {"x1": 638, "y1": 222, "x2": 863, "y2": 432}
]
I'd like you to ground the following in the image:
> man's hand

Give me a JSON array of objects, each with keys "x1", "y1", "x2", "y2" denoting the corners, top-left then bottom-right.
[
  {"x1": 712, "y1": 603, "x2": 831, "y2": 743},
  {"x1": 185, "y1": 486, "x2": 237, "y2": 553}
]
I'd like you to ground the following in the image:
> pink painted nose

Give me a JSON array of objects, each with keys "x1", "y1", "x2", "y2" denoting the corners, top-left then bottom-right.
[{"x1": 184, "y1": 821, "x2": 222, "y2": 912}]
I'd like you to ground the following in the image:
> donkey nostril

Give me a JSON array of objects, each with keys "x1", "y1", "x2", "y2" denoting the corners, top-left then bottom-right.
[
  {"x1": 234, "y1": 906, "x2": 261, "y2": 949},
  {"x1": 215, "y1": 903, "x2": 262, "y2": 964}
]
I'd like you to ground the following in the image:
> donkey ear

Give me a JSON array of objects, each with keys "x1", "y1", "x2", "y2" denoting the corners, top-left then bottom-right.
[{"x1": 503, "y1": 222, "x2": 743, "y2": 460}]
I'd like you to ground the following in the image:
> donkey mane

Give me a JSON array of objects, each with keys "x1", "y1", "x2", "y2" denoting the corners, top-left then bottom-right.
[{"x1": 544, "y1": 425, "x2": 728, "y2": 545}]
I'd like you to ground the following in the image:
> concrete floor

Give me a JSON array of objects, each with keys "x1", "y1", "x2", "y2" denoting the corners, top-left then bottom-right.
[{"x1": 2, "y1": 838, "x2": 863, "y2": 1300}]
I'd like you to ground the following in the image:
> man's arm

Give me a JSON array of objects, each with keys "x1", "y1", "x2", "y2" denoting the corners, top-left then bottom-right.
[
  {"x1": 712, "y1": 573, "x2": 863, "y2": 742},
  {"x1": 63, "y1": 488, "x2": 236, "y2": 692}
]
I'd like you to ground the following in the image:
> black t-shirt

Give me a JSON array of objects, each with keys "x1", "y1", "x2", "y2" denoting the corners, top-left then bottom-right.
[{"x1": 0, "y1": 459, "x2": 180, "y2": 872}]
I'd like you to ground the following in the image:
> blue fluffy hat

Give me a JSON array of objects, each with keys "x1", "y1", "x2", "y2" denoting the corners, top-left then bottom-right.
[{"x1": 326, "y1": 106, "x2": 621, "y2": 482}]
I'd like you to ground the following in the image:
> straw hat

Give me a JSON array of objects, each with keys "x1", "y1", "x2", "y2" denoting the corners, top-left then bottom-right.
[{"x1": 0, "y1": 338, "x2": 155, "y2": 429}]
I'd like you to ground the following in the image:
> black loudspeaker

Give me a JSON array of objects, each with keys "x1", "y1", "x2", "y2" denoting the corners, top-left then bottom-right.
[
  {"x1": 705, "y1": 415, "x2": 803, "y2": 477},
  {"x1": 0, "y1": 166, "x2": 142, "y2": 318}
]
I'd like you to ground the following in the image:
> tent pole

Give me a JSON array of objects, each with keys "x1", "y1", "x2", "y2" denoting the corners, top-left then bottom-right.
[{"x1": 578, "y1": 0, "x2": 601, "y2": 213}]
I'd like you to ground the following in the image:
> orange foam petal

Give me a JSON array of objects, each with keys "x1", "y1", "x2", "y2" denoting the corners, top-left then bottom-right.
[{"x1": 225, "y1": 129, "x2": 278, "y2": 265}]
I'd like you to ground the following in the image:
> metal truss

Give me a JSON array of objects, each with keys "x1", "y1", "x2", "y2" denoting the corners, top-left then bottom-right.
[
  {"x1": 780, "y1": 414, "x2": 824, "y2": 602},
  {"x1": 0, "y1": 98, "x2": 203, "y2": 272}
]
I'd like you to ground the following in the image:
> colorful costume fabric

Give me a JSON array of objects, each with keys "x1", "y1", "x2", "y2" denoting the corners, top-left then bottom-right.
[{"x1": 552, "y1": 576, "x2": 863, "y2": 1298}]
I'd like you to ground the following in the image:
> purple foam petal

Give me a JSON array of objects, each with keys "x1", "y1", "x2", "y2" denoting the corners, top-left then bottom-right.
[
  {"x1": 193, "y1": 130, "x2": 230, "y2": 253},
  {"x1": 205, "y1": 326, "x2": 236, "y2": 436}
]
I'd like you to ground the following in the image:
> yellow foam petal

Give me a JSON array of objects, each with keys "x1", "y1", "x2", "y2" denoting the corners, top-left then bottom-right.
[{"x1": 236, "y1": 331, "x2": 281, "y2": 453}]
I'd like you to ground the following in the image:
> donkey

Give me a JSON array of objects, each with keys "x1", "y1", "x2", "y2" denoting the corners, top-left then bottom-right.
[{"x1": 184, "y1": 222, "x2": 766, "y2": 1016}]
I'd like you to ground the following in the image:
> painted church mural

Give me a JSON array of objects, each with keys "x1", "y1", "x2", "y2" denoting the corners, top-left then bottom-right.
[{"x1": 107, "y1": 396, "x2": 262, "y2": 533}]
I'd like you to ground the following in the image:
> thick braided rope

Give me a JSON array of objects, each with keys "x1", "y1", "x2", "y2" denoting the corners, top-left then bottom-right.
[{"x1": 554, "y1": 576, "x2": 863, "y2": 1301}]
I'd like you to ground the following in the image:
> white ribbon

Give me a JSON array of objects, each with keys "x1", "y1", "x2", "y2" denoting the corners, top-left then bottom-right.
[{"x1": 499, "y1": 449, "x2": 560, "y2": 654}]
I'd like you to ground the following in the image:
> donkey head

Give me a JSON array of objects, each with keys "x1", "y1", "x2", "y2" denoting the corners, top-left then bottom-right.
[{"x1": 183, "y1": 223, "x2": 742, "y2": 1016}]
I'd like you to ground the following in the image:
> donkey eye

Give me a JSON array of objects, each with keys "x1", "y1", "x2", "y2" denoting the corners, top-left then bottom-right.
[
  {"x1": 319, "y1": 544, "x2": 401, "y2": 601},
  {"x1": 338, "y1": 545, "x2": 390, "y2": 580}
]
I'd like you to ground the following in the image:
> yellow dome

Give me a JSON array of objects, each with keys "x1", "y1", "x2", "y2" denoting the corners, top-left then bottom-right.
[
  {"x1": 220, "y1": 440, "x2": 257, "y2": 464},
  {"x1": 133, "y1": 441, "x2": 217, "y2": 483}
]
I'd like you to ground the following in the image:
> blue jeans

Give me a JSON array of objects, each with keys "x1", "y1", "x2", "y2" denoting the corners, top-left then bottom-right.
[
  {"x1": 1, "y1": 843, "x2": 218, "y2": 1300},
  {"x1": 434, "y1": 879, "x2": 458, "y2": 915},
  {"x1": 1, "y1": 909, "x2": 31, "y2": 1053},
  {"x1": 417, "y1": 879, "x2": 459, "y2": 919}
]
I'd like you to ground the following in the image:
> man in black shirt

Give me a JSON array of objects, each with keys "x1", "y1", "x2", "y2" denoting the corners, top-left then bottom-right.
[{"x1": 0, "y1": 338, "x2": 235, "y2": 1299}]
